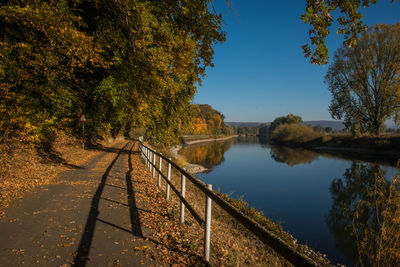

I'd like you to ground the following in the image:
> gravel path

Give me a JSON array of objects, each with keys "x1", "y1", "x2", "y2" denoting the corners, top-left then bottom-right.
[{"x1": 0, "y1": 141, "x2": 159, "y2": 267}]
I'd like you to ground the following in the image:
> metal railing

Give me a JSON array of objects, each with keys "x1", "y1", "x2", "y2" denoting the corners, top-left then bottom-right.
[{"x1": 138, "y1": 141, "x2": 320, "y2": 267}]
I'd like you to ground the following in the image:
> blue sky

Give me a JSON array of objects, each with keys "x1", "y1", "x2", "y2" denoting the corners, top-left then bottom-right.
[{"x1": 194, "y1": 1, "x2": 400, "y2": 122}]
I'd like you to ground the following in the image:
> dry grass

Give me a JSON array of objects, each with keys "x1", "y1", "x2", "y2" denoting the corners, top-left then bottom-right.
[{"x1": 272, "y1": 124, "x2": 322, "y2": 143}]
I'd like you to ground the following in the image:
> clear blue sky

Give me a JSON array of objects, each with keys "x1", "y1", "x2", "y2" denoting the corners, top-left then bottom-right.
[{"x1": 194, "y1": 0, "x2": 400, "y2": 122}]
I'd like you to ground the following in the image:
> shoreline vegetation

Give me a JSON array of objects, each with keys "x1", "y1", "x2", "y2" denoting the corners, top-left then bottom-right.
[{"x1": 270, "y1": 130, "x2": 400, "y2": 166}]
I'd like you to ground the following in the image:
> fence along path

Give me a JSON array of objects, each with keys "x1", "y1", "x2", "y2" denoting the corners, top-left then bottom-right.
[{"x1": 139, "y1": 141, "x2": 320, "y2": 267}]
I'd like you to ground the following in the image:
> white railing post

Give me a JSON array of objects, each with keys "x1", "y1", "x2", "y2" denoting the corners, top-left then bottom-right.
[
  {"x1": 166, "y1": 160, "x2": 171, "y2": 200},
  {"x1": 146, "y1": 148, "x2": 149, "y2": 169},
  {"x1": 144, "y1": 147, "x2": 147, "y2": 164},
  {"x1": 150, "y1": 151, "x2": 152, "y2": 171},
  {"x1": 204, "y1": 184, "x2": 212, "y2": 262},
  {"x1": 158, "y1": 155, "x2": 162, "y2": 187},
  {"x1": 152, "y1": 153, "x2": 156, "y2": 178},
  {"x1": 148, "y1": 150, "x2": 150, "y2": 169},
  {"x1": 180, "y1": 173, "x2": 186, "y2": 223},
  {"x1": 144, "y1": 147, "x2": 149, "y2": 167}
]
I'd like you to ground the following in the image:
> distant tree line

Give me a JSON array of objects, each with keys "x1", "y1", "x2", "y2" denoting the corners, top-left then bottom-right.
[{"x1": 232, "y1": 126, "x2": 260, "y2": 136}]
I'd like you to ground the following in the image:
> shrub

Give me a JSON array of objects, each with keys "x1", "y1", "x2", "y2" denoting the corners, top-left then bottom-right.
[{"x1": 271, "y1": 124, "x2": 321, "y2": 143}]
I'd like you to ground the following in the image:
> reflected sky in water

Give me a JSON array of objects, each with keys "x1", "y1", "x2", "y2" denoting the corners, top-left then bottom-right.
[{"x1": 182, "y1": 137, "x2": 400, "y2": 266}]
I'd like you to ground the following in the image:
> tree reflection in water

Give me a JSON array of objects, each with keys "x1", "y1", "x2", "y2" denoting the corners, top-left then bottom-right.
[
  {"x1": 269, "y1": 146, "x2": 320, "y2": 167},
  {"x1": 180, "y1": 139, "x2": 234, "y2": 169},
  {"x1": 327, "y1": 162, "x2": 400, "y2": 266}
]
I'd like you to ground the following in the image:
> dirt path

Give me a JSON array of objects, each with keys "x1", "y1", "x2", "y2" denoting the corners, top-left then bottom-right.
[{"x1": 0, "y1": 141, "x2": 160, "y2": 266}]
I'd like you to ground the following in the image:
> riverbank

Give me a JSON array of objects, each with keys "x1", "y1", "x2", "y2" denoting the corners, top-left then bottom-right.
[
  {"x1": 169, "y1": 145, "x2": 207, "y2": 173},
  {"x1": 165, "y1": 135, "x2": 237, "y2": 174},
  {"x1": 182, "y1": 134, "x2": 237, "y2": 145},
  {"x1": 272, "y1": 133, "x2": 400, "y2": 165}
]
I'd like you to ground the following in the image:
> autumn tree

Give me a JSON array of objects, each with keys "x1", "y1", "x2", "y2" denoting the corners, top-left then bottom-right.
[
  {"x1": 302, "y1": 0, "x2": 398, "y2": 64},
  {"x1": 0, "y1": 1, "x2": 108, "y2": 143},
  {"x1": 189, "y1": 104, "x2": 229, "y2": 135},
  {"x1": 325, "y1": 24, "x2": 400, "y2": 135},
  {"x1": 0, "y1": 0, "x2": 225, "y2": 145},
  {"x1": 269, "y1": 114, "x2": 303, "y2": 133}
]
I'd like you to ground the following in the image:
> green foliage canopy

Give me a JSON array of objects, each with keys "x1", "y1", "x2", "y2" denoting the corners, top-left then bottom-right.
[
  {"x1": 301, "y1": 0, "x2": 398, "y2": 64},
  {"x1": 0, "y1": 0, "x2": 225, "y2": 144},
  {"x1": 325, "y1": 24, "x2": 400, "y2": 135}
]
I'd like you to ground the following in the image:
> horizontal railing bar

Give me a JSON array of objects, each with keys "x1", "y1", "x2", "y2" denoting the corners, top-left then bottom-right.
[
  {"x1": 141, "y1": 147, "x2": 204, "y2": 225},
  {"x1": 159, "y1": 169, "x2": 205, "y2": 226},
  {"x1": 139, "y1": 142, "x2": 320, "y2": 267}
]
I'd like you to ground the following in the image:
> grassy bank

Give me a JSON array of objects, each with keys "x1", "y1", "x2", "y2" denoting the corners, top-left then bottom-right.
[{"x1": 270, "y1": 124, "x2": 400, "y2": 164}]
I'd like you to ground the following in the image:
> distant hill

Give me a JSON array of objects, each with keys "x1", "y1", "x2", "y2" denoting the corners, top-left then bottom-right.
[
  {"x1": 226, "y1": 120, "x2": 345, "y2": 131},
  {"x1": 226, "y1": 122, "x2": 264, "y2": 127},
  {"x1": 302, "y1": 120, "x2": 345, "y2": 131},
  {"x1": 227, "y1": 120, "x2": 399, "y2": 131}
]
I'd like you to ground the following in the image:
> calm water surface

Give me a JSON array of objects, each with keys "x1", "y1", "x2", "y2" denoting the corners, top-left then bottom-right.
[{"x1": 180, "y1": 137, "x2": 400, "y2": 266}]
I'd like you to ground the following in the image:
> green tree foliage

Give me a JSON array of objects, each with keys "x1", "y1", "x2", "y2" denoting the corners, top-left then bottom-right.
[
  {"x1": 233, "y1": 126, "x2": 259, "y2": 136},
  {"x1": 0, "y1": 1, "x2": 108, "y2": 143},
  {"x1": 325, "y1": 24, "x2": 400, "y2": 136},
  {"x1": 270, "y1": 114, "x2": 302, "y2": 133},
  {"x1": 301, "y1": 0, "x2": 398, "y2": 64},
  {"x1": 312, "y1": 126, "x2": 333, "y2": 133},
  {"x1": 258, "y1": 114, "x2": 303, "y2": 139},
  {"x1": 0, "y1": 0, "x2": 225, "y2": 145}
]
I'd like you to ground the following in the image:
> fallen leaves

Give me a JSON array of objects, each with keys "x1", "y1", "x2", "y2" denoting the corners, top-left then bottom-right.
[
  {"x1": 128, "y1": 142, "x2": 204, "y2": 265},
  {"x1": 133, "y1": 245, "x2": 148, "y2": 251},
  {"x1": 0, "y1": 134, "x2": 102, "y2": 214}
]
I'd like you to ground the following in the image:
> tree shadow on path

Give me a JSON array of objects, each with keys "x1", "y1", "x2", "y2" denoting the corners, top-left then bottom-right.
[
  {"x1": 126, "y1": 144, "x2": 143, "y2": 237},
  {"x1": 73, "y1": 142, "x2": 143, "y2": 266}
]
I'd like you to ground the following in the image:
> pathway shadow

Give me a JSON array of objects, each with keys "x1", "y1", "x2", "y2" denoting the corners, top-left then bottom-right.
[
  {"x1": 126, "y1": 144, "x2": 143, "y2": 237},
  {"x1": 73, "y1": 142, "x2": 203, "y2": 266},
  {"x1": 86, "y1": 142, "x2": 131, "y2": 155},
  {"x1": 36, "y1": 145, "x2": 84, "y2": 169},
  {"x1": 73, "y1": 142, "x2": 144, "y2": 267}
]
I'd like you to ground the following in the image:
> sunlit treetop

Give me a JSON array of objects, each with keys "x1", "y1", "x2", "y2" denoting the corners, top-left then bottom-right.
[{"x1": 301, "y1": 0, "x2": 397, "y2": 65}]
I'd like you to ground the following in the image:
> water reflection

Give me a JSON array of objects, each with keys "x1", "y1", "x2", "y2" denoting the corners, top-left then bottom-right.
[
  {"x1": 270, "y1": 146, "x2": 320, "y2": 167},
  {"x1": 327, "y1": 163, "x2": 400, "y2": 266},
  {"x1": 182, "y1": 136, "x2": 323, "y2": 168},
  {"x1": 236, "y1": 135, "x2": 260, "y2": 144},
  {"x1": 180, "y1": 139, "x2": 234, "y2": 168}
]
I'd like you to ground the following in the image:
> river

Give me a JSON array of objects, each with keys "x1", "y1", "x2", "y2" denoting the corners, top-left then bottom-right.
[{"x1": 179, "y1": 136, "x2": 400, "y2": 266}]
